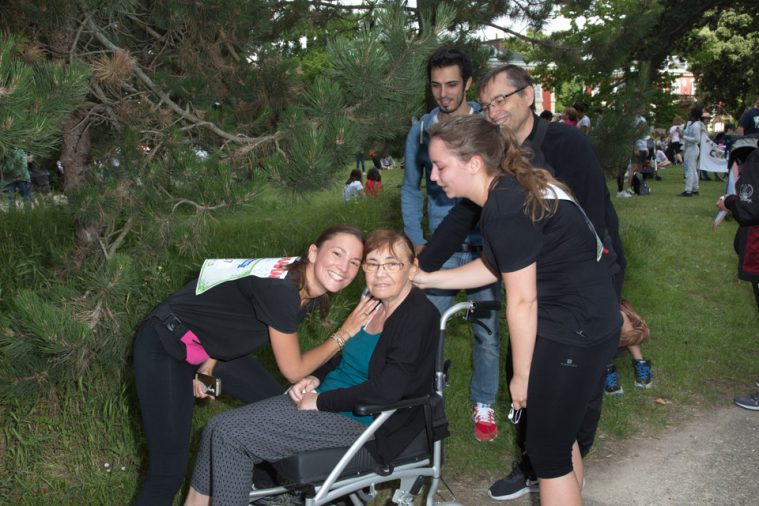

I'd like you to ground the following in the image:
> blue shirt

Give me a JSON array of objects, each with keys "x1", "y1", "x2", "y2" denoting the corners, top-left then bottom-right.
[
  {"x1": 401, "y1": 103, "x2": 483, "y2": 247},
  {"x1": 317, "y1": 327, "x2": 381, "y2": 424}
]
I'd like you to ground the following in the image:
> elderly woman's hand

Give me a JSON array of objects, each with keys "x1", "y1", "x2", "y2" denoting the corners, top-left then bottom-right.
[
  {"x1": 297, "y1": 391, "x2": 319, "y2": 411},
  {"x1": 288, "y1": 376, "x2": 320, "y2": 403}
]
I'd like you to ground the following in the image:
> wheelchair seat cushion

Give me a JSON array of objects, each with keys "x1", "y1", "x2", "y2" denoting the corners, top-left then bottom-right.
[{"x1": 273, "y1": 429, "x2": 431, "y2": 485}]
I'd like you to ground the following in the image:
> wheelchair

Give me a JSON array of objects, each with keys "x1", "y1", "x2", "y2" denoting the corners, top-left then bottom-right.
[{"x1": 248, "y1": 300, "x2": 500, "y2": 506}]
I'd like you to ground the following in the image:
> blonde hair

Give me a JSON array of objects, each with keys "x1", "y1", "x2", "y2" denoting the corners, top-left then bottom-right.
[{"x1": 429, "y1": 115, "x2": 570, "y2": 223}]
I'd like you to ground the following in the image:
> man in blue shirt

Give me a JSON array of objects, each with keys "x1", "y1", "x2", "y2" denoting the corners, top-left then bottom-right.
[{"x1": 401, "y1": 47, "x2": 502, "y2": 442}]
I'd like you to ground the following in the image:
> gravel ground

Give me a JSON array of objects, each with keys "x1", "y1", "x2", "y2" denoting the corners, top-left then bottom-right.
[{"x1": 436, "y1": 405, "x2": 759, "y2": 506}]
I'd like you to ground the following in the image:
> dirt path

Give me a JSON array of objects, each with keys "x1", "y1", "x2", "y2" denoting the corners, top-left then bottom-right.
[{"x1": 439, "y1": 406, "x2": 759, "y2": 506}]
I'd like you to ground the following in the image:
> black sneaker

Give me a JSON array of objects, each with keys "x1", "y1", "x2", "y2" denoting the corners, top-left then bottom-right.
[
  {"x1": 488, "y1": 461, "x2": 539, "y2": 500},
  {"x1": 734, "y1": 391, "x2": 759, "y2": 411}
]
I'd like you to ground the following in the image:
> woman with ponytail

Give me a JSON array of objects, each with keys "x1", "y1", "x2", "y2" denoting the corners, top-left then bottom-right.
[{"x1": 414, "y1": 115, "x2": 621, "y2": 506}]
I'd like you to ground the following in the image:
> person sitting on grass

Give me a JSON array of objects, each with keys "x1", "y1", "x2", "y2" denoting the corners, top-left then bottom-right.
[
  {"x1": 365, "y1": 167, "x2": 383, "y2": 197},
  {"x1": 185, "y1": 229, "x2": 440, "y2": 505},
  {"x1": 655, "y1": 148, "x2": 671, "y2": 168},
  {"x1": 343, "y1": 169, "x2": 365, "y2": 202}
]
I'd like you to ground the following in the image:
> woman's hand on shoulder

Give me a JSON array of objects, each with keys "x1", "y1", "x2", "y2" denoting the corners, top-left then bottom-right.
[
  {"x1": 410, "y1": 269, "x2": 433, "y2": 289},
  {"x1": 288, "y1": 375, "x2": 320, "y2": 403}
]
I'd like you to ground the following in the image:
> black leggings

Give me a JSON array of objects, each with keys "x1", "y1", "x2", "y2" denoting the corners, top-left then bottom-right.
[
  {"x1": 133, "y1": 321, "x2": 285, "y2": 505},
  {"x1": 506, "y1": 337, "x2": 618, "y2": 476},
  {"x1": 524, "y1": 336, "x2": 618, "y2": 479}
]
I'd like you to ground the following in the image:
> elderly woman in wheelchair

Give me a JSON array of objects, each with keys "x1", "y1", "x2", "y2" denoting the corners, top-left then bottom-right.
[{"x1": 186, "y1": 229, "x2": 440, "y2": 505}]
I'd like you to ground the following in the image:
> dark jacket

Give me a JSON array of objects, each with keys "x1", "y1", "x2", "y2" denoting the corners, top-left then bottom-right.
[
  {"x1": 316, "y1": 287, "x2": 439, "y2": 464},
  {"x1": 725, "y1": 149, "x2": 759, "y2": 282}
]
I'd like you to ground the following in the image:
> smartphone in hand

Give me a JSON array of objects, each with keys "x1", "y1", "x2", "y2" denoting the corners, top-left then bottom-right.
[{"x1": 195, "y1": 372, "x2": 222, "y2": 398}]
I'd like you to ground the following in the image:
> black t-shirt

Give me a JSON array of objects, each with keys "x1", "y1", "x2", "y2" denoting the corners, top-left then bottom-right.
[
  {"x1": 162, "y1": 272, "x2": 310, "y2": 361},
  {"x1": 480, "y1": 176, "x2": 621, "y2": 346}
]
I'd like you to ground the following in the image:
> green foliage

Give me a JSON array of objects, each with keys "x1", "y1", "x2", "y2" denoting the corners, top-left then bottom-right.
[
  {"x1": 0, "y1": 206, "x2": 75, "y2": 308},
  {"x1": 0, "y1": 34, "x2": 89, "y2": 159},
  {"x1": 682, "y1": 6, "x2": 759, "y2": 117},
  {"x1": 521, "y1": 0, "x2": 758, "y2": 125},
  {"x1": 262, "y1": 3, "x2": 453, "y2": 194},
  {"x1": 589, "y1": 66, "x2": 655, "y2": 175}
]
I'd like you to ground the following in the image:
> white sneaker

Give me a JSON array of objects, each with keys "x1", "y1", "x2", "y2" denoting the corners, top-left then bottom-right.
[{"x1": 616, "y1": 190, "x2": 632, "y2": 198}]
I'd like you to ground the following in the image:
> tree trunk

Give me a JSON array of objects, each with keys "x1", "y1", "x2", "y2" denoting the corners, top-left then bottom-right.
[
  {"x1": 61, "y1": 107, "x2": 91, "y2": 193},
  {"x1": 60, "y1": 107, "x2": 102, "y2": 244}
]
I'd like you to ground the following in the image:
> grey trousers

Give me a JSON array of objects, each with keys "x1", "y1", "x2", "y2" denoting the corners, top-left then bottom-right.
[
  {"x1": 190, "y1": 394, "x2": 367, "y2": 505},
  {"x1": 683, "y1": 145, "x2": 700, "y2": 193}
]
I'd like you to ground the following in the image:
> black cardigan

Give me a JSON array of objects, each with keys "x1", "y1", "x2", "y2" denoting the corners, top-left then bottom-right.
[{"x1": 316, "y1": 287, "x2": 439, "y2": 464}]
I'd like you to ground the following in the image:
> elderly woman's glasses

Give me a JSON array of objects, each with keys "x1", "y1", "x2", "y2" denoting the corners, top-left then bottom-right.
[
  {"x1": 362, "y1": 261, "x2": 404, "y2": 273},
  {"x1": 481, "y1": 85, "x2": 528, "y2": 114}
]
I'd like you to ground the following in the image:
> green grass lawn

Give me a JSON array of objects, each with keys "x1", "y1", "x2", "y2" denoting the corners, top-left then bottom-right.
[{"x1": 2, "y1": 165, "x2": 758, "y2": 504}]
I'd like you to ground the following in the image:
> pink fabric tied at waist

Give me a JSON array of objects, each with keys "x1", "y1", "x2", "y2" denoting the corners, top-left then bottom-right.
[{"x1": 180, "y1": 330, "x2": 210, "y2": 365}]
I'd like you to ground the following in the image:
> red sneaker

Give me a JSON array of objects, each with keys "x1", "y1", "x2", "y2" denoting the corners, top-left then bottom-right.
[{"x1": 472, "y1": 403, "x2": 498, "y2": 442}]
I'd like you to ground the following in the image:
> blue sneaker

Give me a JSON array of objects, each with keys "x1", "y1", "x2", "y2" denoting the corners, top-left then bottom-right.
[
  {"x1": 734, "y1": 392, "x2": 759, "y2": 411},
  {"x1": 605, "y1": 365, "x2": 624, "y2": 396},
  {"x1": 633, "y1": 359, "x2": 653, "y2": 389}
]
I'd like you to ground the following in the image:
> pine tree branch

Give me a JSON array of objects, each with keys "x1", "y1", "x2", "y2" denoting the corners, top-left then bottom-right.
[
  {"x1": 124, "y1": 13, "x2": 165, "y2": 42},
  {"x1": 97, "y1": 217, "x2": 133, "y2": 260},
  {"x1": 482, "y1": 21, "x2": 576, "y2": 53},
  {"x1": 79, "y1": 8, "x2": 283, "y2": 150}
]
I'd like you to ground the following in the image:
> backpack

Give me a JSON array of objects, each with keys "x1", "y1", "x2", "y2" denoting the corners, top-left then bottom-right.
[
  {"x1": 730, "y1": 148, "x2": 759, "y2": 225},
  {"x1": 632, "y1": 172, "x2": 651, "y2": 195}
]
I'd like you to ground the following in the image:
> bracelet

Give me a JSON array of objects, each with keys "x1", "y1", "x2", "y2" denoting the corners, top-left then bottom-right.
[{"x1": 330, "y1": 333, "x2": 345, "y2": 350}]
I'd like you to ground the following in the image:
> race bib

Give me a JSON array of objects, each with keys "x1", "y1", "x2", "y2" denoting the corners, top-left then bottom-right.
[{"x1": 195, "y1": 257, "x2": 299, "y2": 295}]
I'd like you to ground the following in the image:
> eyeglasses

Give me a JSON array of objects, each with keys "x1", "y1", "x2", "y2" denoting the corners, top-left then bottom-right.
[
  {"x1": 362, "y1": 261, "x2": 404, "y2": 273},
  {"x1": 481, "y1": 85, "x2": 528, "y2": 114}
]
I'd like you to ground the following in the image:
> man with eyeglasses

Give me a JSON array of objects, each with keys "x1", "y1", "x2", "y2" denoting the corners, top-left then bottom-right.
[
  {"x1": 401, "y1": 47, "x2": 502, "y2": 443},
  {"x1": 418, "y1": 64, "x2": 626, "y2": 501}
]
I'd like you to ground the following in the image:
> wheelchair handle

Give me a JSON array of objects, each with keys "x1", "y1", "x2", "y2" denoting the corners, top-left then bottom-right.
[{"x1": 436, "y1": 300, "x2": 500, "y2": 375}]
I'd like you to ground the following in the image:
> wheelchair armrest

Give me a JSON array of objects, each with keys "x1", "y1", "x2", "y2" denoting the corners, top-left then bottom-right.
[{"x1": 353, "y1": 394, "x2": 431, "y2": 416}]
